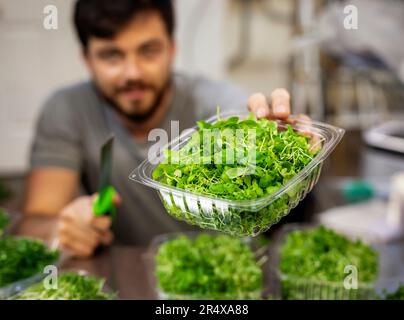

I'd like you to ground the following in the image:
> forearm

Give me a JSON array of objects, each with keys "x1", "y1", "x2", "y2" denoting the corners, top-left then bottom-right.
[{"x1": 23, "y1": 168, "x2": 79, "y2": 216}]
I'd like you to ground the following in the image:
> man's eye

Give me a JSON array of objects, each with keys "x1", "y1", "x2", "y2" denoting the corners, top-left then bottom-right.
[
  {"x1": 140, "y1": 45, "x2": 162, "y2": 58},
  {"x1": 98, "y1": 51, "x2": 123, "y2": 61}
]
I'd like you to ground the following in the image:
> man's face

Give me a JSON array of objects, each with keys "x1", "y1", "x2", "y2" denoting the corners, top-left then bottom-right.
[{"x1": 84, "y1": 11, "x2": 175, "y2": 120}]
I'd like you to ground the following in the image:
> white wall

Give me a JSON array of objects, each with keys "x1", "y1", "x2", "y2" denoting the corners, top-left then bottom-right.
[
  {"x1": 174, "y1": 0, "x2": 226, "y2": 79},
  {"x1": 0, "y1": 0, "x2": 291, "y2": 174},
  {"x1": 0, "y1": 0, "x2": 87, "y2": 174}
]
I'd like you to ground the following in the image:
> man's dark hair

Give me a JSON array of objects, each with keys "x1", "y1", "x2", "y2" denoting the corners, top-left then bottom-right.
[{"x1": 74, "y1": 0, "x2": 175, "y2": 50}]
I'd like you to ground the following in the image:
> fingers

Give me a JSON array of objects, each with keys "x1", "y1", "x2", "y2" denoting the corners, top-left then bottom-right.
[
  {"x1": 57, "y1": 194, "x2": 117, "y2": 258},
  {"x1": 64, "y1": 196, "x2": 94, "y2": 225},
  {"x1": 91, "y1": 216, "x2": 112, "y2": 231},
  {"x1": 89, "y1": 192, "x2": 118, "y2": 230},
  {"x1": 308, "y1": 131, "x2": 322, "y2": 153},
  {"x1": 270, "y1": 88, "x2": 291, "y2": 120},
  {"x1": 92, "y1": 191, "x2": 122, "y2": 206},
  {"x1": 292, "y1": 114, "x2": 312, "y2": 136},
  {"x1": 248, "y1": 90, "x2": 319, "y2": 153},
  {"x1": 291, "y1": 114, "x2": 322, "y2": 153},
  {"x1": 59, "y1": 216, "x2": 100, "y2": 248},
  {"x1": 113, "y1": 193, "x2": 122, "y2": 206},
  {"x1": 59, "y1": 233, "x2": 93, "y2": 258},
  {"x1": 58, "y1": 219, "x2": 112, "y2": 258},
  {"x1": 296, "y1": 114, "x2": 311, "y2": 122},
  {"x1": 248, "y1": 89, "x2": 291, "y2": 120},
  {"x1": 248, "y1": 93, "x2": 270, "y2": 118},
  {"x1": 58, "y1": 217, "x2": 98, "y2": 257},
  {"x1": 99, "y1": 230, "x2": 114, "y2": 246}
]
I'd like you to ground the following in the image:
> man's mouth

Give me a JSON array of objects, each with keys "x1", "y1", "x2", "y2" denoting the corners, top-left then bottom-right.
[{"x1": 120, "y1": 87, "x2": 148, "y2": 99}]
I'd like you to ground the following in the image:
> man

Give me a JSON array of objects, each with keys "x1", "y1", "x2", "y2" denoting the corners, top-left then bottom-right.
[{"x1": 24, "y1": 0, "x2": 293, "y2": 257}]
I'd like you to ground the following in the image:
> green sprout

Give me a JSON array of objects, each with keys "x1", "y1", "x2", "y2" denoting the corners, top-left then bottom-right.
[
  {"x1": 0, "y1": 208, "x2": 10, "y2": 236},
  {"x1": 12, "y1": 272, "x2": 115, "y2": 300},
  {"x1": 280, "y1": 226, "x2": 379, "y2": 300},
  {"x1": 155, "y1": 234, "x2": 263, "y2": 299},
  {"x1": 0, "y1": 237, "x2": 59, "y2": 288},
  {"x1": 152, "y1": 113, "x2": 320, "y2": 236}
]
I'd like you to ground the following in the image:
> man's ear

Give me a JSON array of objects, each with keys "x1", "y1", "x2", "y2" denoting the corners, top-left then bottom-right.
[
  {"x1": 170, "y1": 40, "x2": 177, "y2": 62},
  {"x1": 81, "y1": 48, "x2": 92, "y2": 71}
]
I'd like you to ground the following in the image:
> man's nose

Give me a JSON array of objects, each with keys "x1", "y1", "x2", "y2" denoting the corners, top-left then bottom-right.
[{"x1": 124, "y1": 58, "x2": 142, "y2": 80}]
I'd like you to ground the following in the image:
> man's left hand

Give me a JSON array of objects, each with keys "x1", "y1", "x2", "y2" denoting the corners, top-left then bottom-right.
[{"x1": 248, "y1": 89, "x2": 291, "y2": 120}]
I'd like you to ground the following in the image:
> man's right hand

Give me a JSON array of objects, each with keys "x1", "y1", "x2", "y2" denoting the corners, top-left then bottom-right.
[{"x1": 57, "y1": 193, "x2": 121, "y2": 258}]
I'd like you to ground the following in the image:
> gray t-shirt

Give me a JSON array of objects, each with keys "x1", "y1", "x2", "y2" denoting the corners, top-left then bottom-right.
[{"x1": 31, "y1": 72, "x2": 248, "y2": 245}]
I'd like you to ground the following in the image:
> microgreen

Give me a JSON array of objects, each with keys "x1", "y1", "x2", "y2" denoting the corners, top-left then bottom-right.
[
  {"x1": 155, "y1": 234, "x2": 263, "y2": 299},
  {"x1": 383, "y1": 284, "x2": 404, "y2": 300},
  {"x1": 152, "y1": 113, "x2": 320, "y2": 236},
  {"x1": 0, "y1": 209, "x2": 10, "y2": 236},
  {"x1": 0, "y1": 236, "x2": 59, "y2": 288},
  {"x1": 280, "y1": 226, "x2": 379, "y2": 299},
  {"x1": 12, "y1": 272, "x2": 115, "y2": 300}
]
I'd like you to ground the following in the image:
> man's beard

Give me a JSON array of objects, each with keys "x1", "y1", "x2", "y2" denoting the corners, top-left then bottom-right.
[{"x1": 103, "y1": 77, "x2": 172, "y2": 124}]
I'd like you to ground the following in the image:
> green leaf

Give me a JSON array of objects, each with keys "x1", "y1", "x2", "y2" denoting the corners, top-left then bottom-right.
[
  {"x1": 0, "y1": 208, "x2": 10, "y2": 234},
  {"x1": 197, "y1": 120, "x2": 212, "y2": 130},
  {"x1": 225, "y1": 167, "x2": 248, "y2": 179},
  {"x1": 0, "y1": 237, "x2": 59, "y2": 287},
  {"x1": 13, "y1": 272, "x2": 115, "y2": 300}
]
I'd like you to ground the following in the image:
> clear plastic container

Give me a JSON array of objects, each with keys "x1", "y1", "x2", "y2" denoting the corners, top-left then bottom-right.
[
  {"x1": 0, "y1": 271, "x2": 47, "y2": 300},
  {"x1": 9, "y1": 269, "x2": 116, "y2": 300},
  {"x1": 143, "y1": 231, "x2": 276, "y2": 300},
  {"x1": 375, "y1": 277, "x2": 404, "y2": 300},
  {"x1": 131, "y1": 113, "x2": 345, "y2": 236},
  {"x1": 268, "y1": 224, "x2": 384, "y2": 300}
]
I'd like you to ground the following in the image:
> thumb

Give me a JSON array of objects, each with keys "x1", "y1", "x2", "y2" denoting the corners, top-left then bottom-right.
[
  {"x1": 113, "y1": 192, "x2": 122, "y2": 206},
  {"x1": 93, "y1": 190, "x2": 121, "y2": 205}
]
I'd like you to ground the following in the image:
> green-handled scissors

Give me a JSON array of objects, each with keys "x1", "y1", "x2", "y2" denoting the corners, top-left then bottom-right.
[{"x1": 93, "y1": 136, "x2": 117, "y2": 218}]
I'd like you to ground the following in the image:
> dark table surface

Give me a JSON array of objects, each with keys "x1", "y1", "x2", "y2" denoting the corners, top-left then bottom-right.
[
  {"x1": 8, "y1": 130, "x2": 404, "y2": 299},
  {"x1": 62, "y1": 246, "x2": 155, "y2": 299},
  {"x1": 13, "y1": 215, "x2": 156, "y2": 299}
]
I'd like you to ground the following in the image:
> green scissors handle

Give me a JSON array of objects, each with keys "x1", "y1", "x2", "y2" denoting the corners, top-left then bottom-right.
[{"x1": 93, "y1": 185, "x2": 117, "y2": 218}]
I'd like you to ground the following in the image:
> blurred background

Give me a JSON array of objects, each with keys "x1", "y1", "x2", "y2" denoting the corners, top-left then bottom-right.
[{"x1": 1, "y1": 0, "x2": 404, "y2": 241}]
